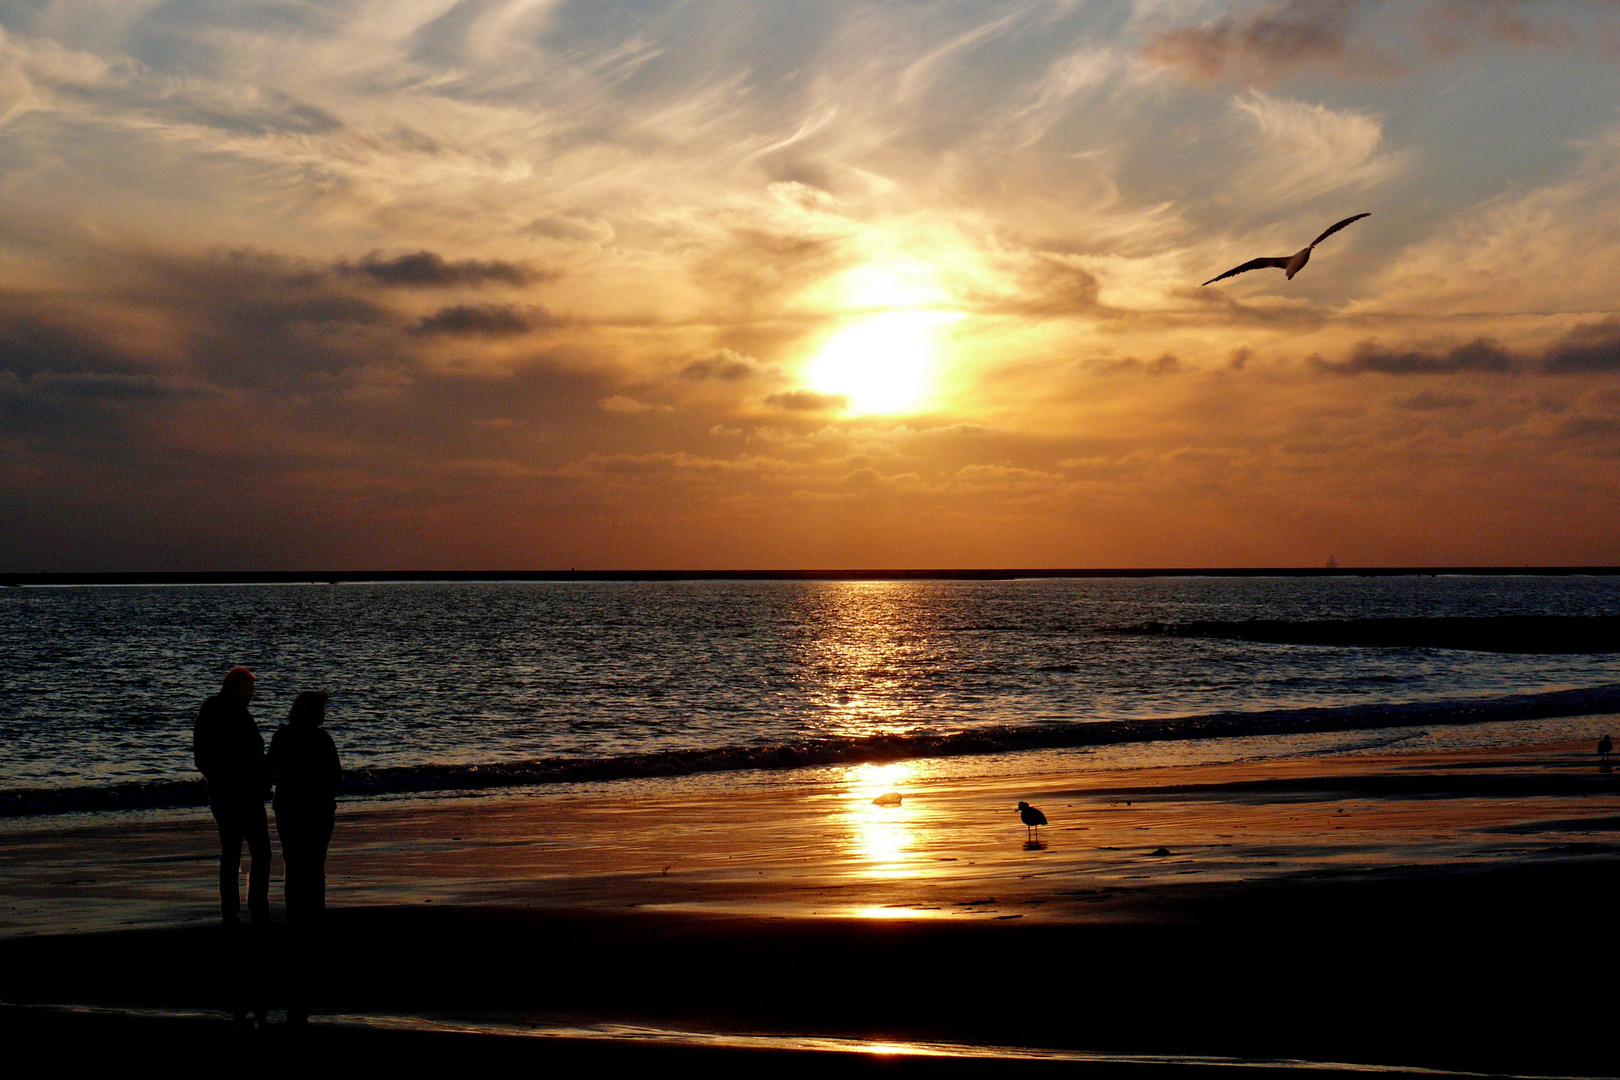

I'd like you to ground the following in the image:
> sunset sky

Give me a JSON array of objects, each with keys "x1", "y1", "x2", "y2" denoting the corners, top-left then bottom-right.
[{"x1": 4, "y1": 0, "x2": 1620, "y2": 570}]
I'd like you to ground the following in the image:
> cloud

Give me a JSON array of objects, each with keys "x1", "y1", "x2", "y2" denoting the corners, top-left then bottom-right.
[
  {"x1": 525, "y1": 213, "x2": 615, "y2": 244},
  {"x1": 7, "y1": 2, "x2": 1620, "y2": 569},
  {"x1": 1143, "y1": 0, "x2": 1614, "y2": 84},
  {"x1": 0, "y1": 308, "x2": 144, "y2": 382},
  {"x1": 680, "y1": 349, "x2": 759, "y2": 381},
  {"x1": 1558, "y1": 415, "x2": 1620, "y2": 441},
  {"x1": 0, "y1": 300, "x2": 196, "y2": 462},
  {"x1": 694, "y1": 229, "x2": 854, "y2": 313},
  {"x1": 1318, "y1": 338, "x2": 1518, "y2": 375},
  {"x1": 334, "y1": 251, "x2": 538, "y2": 288},
  {"x1": 976, "y1": 254, "x2": 1104, "y2": 317},
  {"x1": 1419, "y1": 0, "x2": 1578, "y2": 55},
  {"x1": 1086, "y1": 353, "x2": 1182, "y2": 376},
  {"x1": 765, "y1": 390, "x2": 848, "y2": 412},
  {"x1": 1315, "y1": 320, "x2": 1620, "y2": 376},
  {"x1": 1542, "y1": 320, "x2": 1620, "y2": 374},
  {"x1": 1363, "y1": 121, "x2": 1620, "y2": 316},
  {"x1": 1226, "y1": 90, "x2": 1400, "y2": 203},
  {"x1": 9, "y1": 370, "x2": 172, "y2": 400},
  {"x1": 1397, "y1": 390, "x2": 1476, "y2": 411},
  {"x1": 600, "y1": 395, "x2": 667, "y2": 413},
  {"x1": 1143, "y1": 0, "x2": 1381, "y2": 80},
  {"x1": 411, "y1": 304, "x2": 540, "y2": 337}
]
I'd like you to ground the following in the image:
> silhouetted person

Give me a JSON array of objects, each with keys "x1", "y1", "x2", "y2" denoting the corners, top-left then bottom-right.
[
  {"x1": 1600, "y1": 734, "x2": 1613, "y2": 771},
  {"x1": 268, "y1": 690, "x2": 342, "y2": 928},
  {"x1": 194, "y1": 665, "x2": 272, "y2": 1027},
  {"x1": 194, "y1": 666, "x2": 271, "y2": 926},
  {"x1": 268, "y1": 690, "x2": 341, "y2": 1026}
]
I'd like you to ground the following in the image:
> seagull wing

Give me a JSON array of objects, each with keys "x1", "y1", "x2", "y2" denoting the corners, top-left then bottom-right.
[
  {"x1": 1201, "y1": 256, "x2": 1289, "y2": 287},
  {"x1": 1309, "y1": 212, "x2": 1370, "y2": 248}
]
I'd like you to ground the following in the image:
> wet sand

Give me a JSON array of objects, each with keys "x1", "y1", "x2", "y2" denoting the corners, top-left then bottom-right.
[{"x1": 3, "y1": 738, "x2": 1618, "y2": 1072}]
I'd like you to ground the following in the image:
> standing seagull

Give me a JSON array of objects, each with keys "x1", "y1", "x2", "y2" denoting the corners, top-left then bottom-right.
[
  {"x1": 1016, "y1": 801, "x2": 1048, "y2": 841},
  {"x1": 1201, "y1": 213, "x2": 1370, "y2": 286}
]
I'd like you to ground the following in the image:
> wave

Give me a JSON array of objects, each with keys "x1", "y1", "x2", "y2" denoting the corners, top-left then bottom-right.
[
  {"x1": 1107, "y1": 616, "x2": 1620, "y2": 653},
  {"x1": 5, "y1": 683, "x2": 1620, "y2": 818}
]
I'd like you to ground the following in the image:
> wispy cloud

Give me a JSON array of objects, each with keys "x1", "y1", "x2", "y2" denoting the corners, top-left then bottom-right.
[
  {"x1": 4, "y1": 2, "x2": 1620, "y2": 567},
  {"x1": 1225, "y1": 90, "x2": 1402, "y2": 204}
]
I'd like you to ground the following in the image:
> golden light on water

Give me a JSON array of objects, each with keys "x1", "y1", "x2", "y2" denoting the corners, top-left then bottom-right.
[
  {"x1": 796, "y1": 582, "x2": 923, "y2": 735},
  {"x1": 843, "y1": 761, "x2": 919, "y2": 878}
]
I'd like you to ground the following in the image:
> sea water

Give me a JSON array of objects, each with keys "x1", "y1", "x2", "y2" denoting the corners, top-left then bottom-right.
[{"x1": 2, "y1": 575, "x2": 1619, "y2": 812}]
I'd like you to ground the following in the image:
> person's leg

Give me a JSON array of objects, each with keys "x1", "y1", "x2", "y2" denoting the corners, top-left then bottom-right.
[
  {"x1": 244, "y1": 800, "x2": 271, "y2": 924},
  {"x1": 278, "y1": 813, "x2": 305, "y2": 927},
  {"x1": 211, "y1": 801, "x2": 250, "y2": 1024},
  {"x1": 312, "y1": 814, "x2": 334, "y2": 923},
  {"x1": 211, "y1": 802, "x2": 244, "y2": 924},
  {"x1": 278, "y1": 813, "x2": 314, "y2": 1023}
]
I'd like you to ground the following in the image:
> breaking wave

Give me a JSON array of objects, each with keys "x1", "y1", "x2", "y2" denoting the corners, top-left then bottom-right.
[{"x1": 5, "y1": 683, "x2": 1620, "y2": 818}]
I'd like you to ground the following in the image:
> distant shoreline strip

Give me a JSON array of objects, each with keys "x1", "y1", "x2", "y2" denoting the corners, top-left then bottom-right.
[
  {"x1": 5, "y1": 566, "x2": 1620, "y2": 586},
  {"x1": 1108, "y1": 616, "x2": 1620, "y2": 653},
  {"x1": 5, "y1": 684, "x2": 1618, "y2": 818}
]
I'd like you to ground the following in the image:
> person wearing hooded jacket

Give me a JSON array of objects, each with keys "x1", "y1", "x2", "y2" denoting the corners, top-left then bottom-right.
[{"x1": 267, "y1": 689, "x2": 342, "y2": 928}]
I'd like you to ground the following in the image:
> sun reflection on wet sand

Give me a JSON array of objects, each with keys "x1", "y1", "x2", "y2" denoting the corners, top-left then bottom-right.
[{"x1": 840, "y1": 761, "x2": 920, "y2": 879}]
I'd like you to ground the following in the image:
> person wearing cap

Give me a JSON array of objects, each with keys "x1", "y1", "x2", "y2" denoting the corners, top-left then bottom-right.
[{"x1": 193, "y1": 666, "x2": 271, "y2": 926}]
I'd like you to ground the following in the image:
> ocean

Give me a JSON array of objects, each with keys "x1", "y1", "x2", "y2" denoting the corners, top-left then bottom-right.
[{"x1": 3, "y1": 575, "x2": 1619, "y2": 815}]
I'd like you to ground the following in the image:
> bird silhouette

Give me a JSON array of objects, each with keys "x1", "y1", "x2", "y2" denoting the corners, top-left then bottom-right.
[
  {"x1": 1201, "y1": 213, "x2": 1370, "y2": 286},
  {"x1": 1600, "y1": 734, "x2": 1612, "y2": 762},
  {"x1": 1016, "y1": 801, "x2": 1047, "y2": 841}
]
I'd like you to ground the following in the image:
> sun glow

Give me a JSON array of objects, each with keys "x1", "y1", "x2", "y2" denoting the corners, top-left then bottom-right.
[{"x1": 804, "y1": 310, "x2": 955, "y2": 415}]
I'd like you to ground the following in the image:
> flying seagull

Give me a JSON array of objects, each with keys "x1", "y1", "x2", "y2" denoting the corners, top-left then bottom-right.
[{"x1": 1201, "y1": 213, "x2": 1370, "y2": 287}]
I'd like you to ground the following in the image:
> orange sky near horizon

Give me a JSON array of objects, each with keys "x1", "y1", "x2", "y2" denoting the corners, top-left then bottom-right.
[{"x1": 4, "y1": 1, "x2": 1620, "y2": 570}]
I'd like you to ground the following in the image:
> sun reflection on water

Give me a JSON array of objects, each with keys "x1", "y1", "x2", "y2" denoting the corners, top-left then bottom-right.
[{"x1": 794, "y1": 582, "x2": 940, "y2": 739}]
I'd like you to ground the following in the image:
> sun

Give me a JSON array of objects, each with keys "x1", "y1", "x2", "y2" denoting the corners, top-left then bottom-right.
[{"x1": 804, "y1": 310, "x2": 952, "y2": 415}]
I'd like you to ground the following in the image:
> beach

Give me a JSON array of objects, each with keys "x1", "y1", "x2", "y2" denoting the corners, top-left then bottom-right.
[{"x1": 4, "y1": 734, "x2": 1617, "y2": 1072}]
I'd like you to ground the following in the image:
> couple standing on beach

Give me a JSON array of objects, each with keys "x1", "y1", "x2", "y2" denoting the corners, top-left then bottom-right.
[{"x1": 193, "y1": 666, "x2": 342, "y2": 931}]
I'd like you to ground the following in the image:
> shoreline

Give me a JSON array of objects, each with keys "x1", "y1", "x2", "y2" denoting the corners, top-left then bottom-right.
[
  {"x1": 6, "y1": 686, "x2": 1619, "y2": 818},
  {"x1": 3, "y1": 737, "x2": 1617, "y2": 1071},
  {"x1": 3, "y1": 738, "x2": 1620, "y2": 1068},
  {"x1": 4, "y1": 735, "x2": 1617, "y2": 934}
]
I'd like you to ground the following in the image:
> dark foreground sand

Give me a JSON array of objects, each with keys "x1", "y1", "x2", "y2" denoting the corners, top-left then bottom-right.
[{"x1": 3, "y1": 738, "x2": 1617, "y2": 1074}]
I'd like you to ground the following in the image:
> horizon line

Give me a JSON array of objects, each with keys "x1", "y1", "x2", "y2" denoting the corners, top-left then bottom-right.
[{"x1": 6, "y1": 566, "x2": 1620, "y2": 587}]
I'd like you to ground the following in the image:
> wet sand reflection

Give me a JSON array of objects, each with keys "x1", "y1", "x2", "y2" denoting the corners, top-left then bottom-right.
[{"x1": 840, "y1": 762, "x2": 919, "y2": 879}]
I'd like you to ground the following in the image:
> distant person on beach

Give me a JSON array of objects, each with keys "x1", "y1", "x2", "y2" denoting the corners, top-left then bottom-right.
[
  {"x1": 193, "y1": 666, "x2": 271, "y2": 926},
  {"x1": 268, "y1": 690, "x2": 342, "y2": 928}
]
